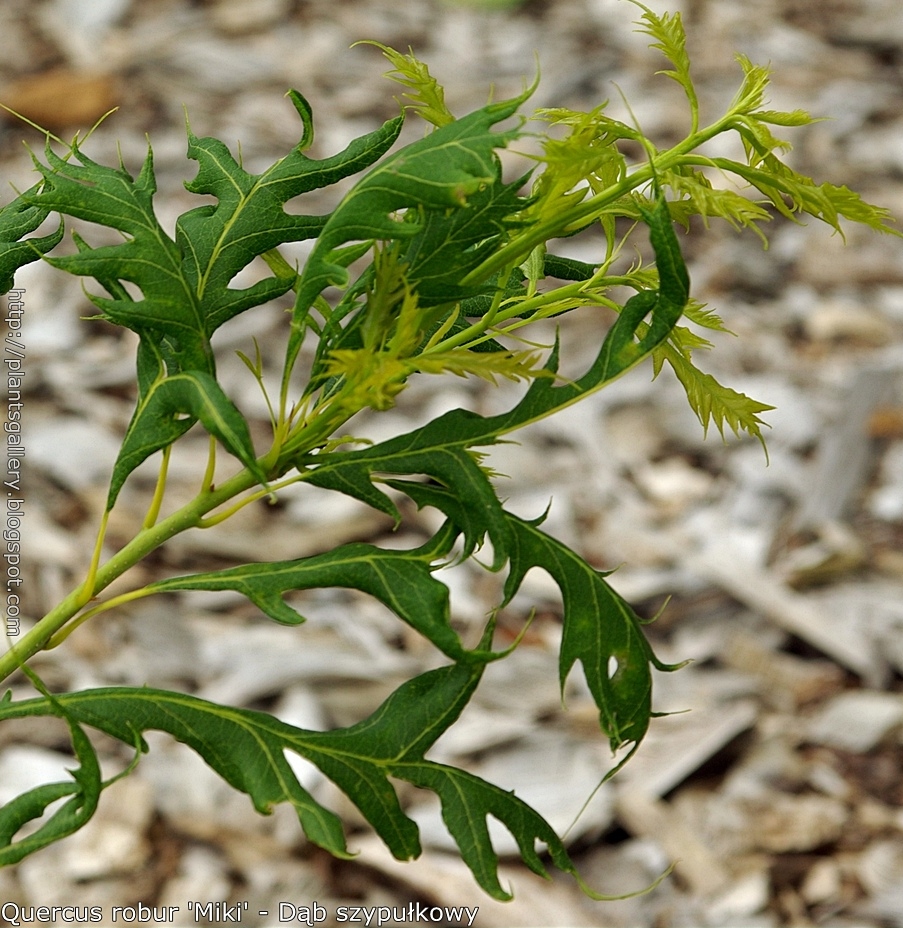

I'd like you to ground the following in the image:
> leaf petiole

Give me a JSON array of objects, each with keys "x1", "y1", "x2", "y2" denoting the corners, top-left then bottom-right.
[{"x1": 143, "y1": 445, "x2": 172, "y2": 529}]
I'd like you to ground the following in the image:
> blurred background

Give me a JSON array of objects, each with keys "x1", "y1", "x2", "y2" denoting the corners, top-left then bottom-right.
[{"x1": 2, "y1": 0, "x2": 903, "y2": 925}]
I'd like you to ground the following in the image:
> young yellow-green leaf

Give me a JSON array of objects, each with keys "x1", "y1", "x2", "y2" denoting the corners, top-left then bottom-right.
[
  {"x1": 730, "y1": 55, "x2": 773, "y2": 117},
  {"x1": 754, "y1": 108, "x2": 818, "y2": 127},
  {"x1": 712, "y1": 154, "x2": 902, "y2": 237},
  {"x1": 527, "y1": 105, "x2": 632, "y2": 230},
  {"x1": 286, "y1": 90, "x2": 531, "y2": 373},
  {"x1": 414, "y1": 346, "x2": 546, "y2": 384},
  {"x1": 360, "y1": 42, "x2": 456, "y2": 128},
  {"x1": 736, "y1": 115, "x2": 795, "y2": 162},
  {"x1": 682, "y1": 298, "x2": 728, "y2": 332},
  {"x1": 663, "y1": 166, "x2": 772, "y2": 242},
  {"x1": 654, "y1": 341, "x2": 774, "y2": 447},
  {"x1": 631, "y1": 1, "x2": 698, "y2": 127},
  {"x1": 659, "y1": 322, "x2": 714, "y2": 357},
  {"x1": 488, "y1": 189, "x2": 689, "y2": 419}
]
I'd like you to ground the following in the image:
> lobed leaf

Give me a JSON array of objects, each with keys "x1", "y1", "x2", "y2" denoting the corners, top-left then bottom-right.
[
  {"x1": 588, "y1": 191, "x2": 689, "y2": 380},
  {"x1": 0, "y1": 663, "x2": 610, "y2": 899},
  {"x1": 360, "y1": 42, "x2": 456, "y2": 128},
  {"x1": 297, "y1": 409, "x2": 514, "y2": 566},
  {"x1": 108, "y1": 370, "x2": 267, "y2": 508},
  {"x1": 400, "y1": 169, "x2": 531, "y2": 306},
  {"x1": 0, "y1": 184, "x2": 64, "y2": 294},
  {"x1": 28, "y1": 99, "x2": 404, "y2": 383},
  {"x1": 396, "y1": 481, "x2": 681, "y2": 754},
  {"x1": 22, "y1": 98, "x2": 405, "y2": 504},
  {"x1": 32, "y1": 142, "x2": 218, "y2": 376},
  {"x1": 145, "y1": 521, "x2": 498, "y2": 663},
  {"x1": 0, "y1": 712, "x2": 102, "y2": 866},
  {"x1": 395, "y1": 763, "x2": 583, "y2": 898},
  {"x1": 504, "y1": 513, "x2": 683, "y2": 751},
  {"x1": 286, "y1": 90, "x2": 531, "y2": 372},
  {"x1": 0, "y1": 687, "x2": 351, "y2": 862},
  {"x1": 654, "y1": 340, "x2": 774, "y2": 447},
  {"x1": 178, "y1": 91, "x2": 404, "y2": 331}
]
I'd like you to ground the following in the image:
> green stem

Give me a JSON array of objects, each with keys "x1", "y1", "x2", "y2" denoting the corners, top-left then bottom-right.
[
  {"x1": 463, "y1": 113, "x2": 738, "y2": 287},
  {"x1": 0, "y1": 379, "x2": 377, "y2": 685},
  {"x1": 46, "y1": 586, "x2": 159, "y2": 649},
  {"x1": 0, "y1": 465, "x2": 261, "y2": 685},
  {"x1": 424, "y1": 268, "x2": 651, "y2": 357},
  {"x1": 423, "y1": 281, "x2": 588, "y2": 355},
  {"x1": 461, "y1": 170, "x2": 653, "y2": 287}
]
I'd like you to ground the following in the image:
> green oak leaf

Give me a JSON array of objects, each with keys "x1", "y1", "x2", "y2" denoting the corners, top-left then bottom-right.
[
  {"x1": 145, "y1": 521, "x2": 499, "y2": 663},
  {"x1": 0, "y1": 663, "x2": 615, "y2": 899},
  {"x1": 390, "y1": 480, "x2": 682, "y2": 753},
  {"x1": 108, "y1": 370, "x2": 266, "y2": 507},
  {"x1": 0, "y1": 699, "x2": 102, "y2": 866},
  {"x1": 285, "y1": 89, "x2": 531, "y2": 372},
  {"x1": 0, "y1": 183, "x2": 64, "y2": 294}
]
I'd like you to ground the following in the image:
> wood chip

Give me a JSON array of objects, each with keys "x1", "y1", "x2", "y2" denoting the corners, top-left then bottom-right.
[
  {"x1": 738, "y1": 792, "x2": 848, "y2": 853},
  {"x1": 616, "y1": 792, "x2": 732, "y2": 896},
  {"x1": 0, "y1": 69, "x2": 119, "y2": 130},
  {"x1": 352, "y1": 836, "x2": 602, "y2": 928},
  {"x1": 686, "y1": 543, "x2": 880, "y2": 680},
  {"x1": 794, "y1": 365, "x2": 898, "y2": 530},
  {"x1": 617, "y1": 700, "x2": 758, "y2": 799},
  {"x1": 804, "y1": 690, "x2": 903, "y2": 753},
  {"x1": 721, "y1": 627, "x2": 845, "y2": 708}
]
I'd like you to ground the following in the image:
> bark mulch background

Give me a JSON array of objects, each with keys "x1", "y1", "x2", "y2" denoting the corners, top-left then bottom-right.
[{"x1": 2, "y1": 1, "x2": 903, "y2": 925}]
